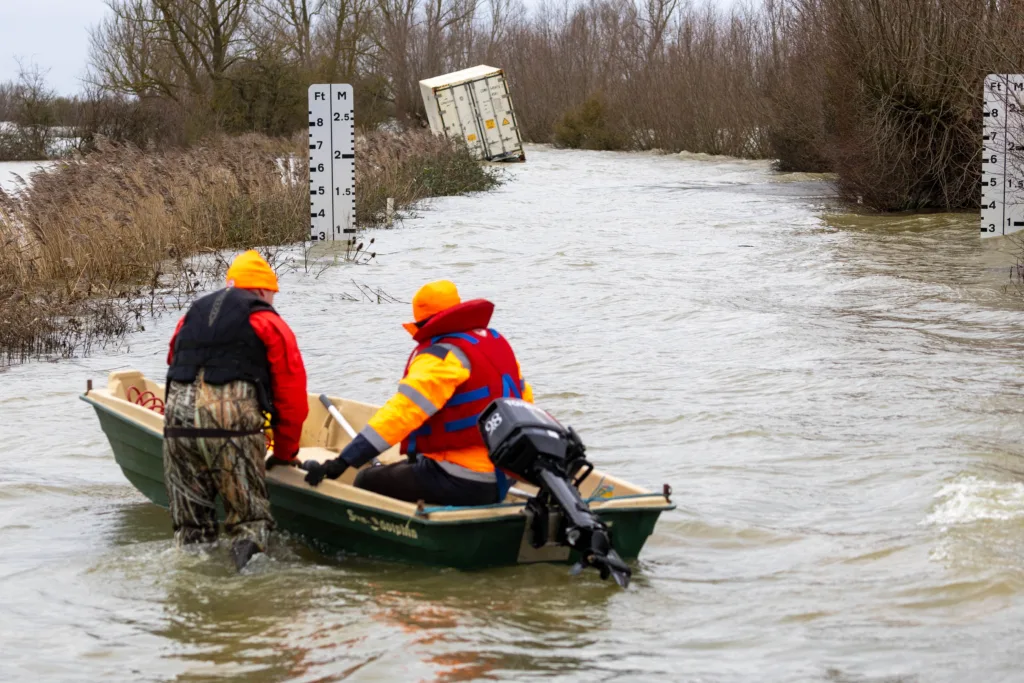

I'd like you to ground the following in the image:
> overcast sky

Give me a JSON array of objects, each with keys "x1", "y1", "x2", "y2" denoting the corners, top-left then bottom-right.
[
  {"x1": 0, "y1": 1, "x2": 110, "y2": 95},
  {"x1": 1, "y1": 0, "x2": 742, "y2": 96}
]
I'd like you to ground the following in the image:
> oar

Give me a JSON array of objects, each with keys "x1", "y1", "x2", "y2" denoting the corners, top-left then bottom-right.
[
  {"x1": 318, "y1": 393, "x2": 382, "y2": 467},
  {"x1": 319, "y1": 393, "x2": 357, "y2": 439}
]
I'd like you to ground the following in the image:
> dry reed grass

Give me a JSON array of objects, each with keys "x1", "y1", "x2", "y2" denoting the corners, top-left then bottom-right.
[
  {"x1": 1, "y1": 134, "x2": 304, "y2": 289},
  {"x1": 0, "y1": 129, "x2": 497, "y2": 363},
  {"x1": 0, "y1": 133, "x2": 304, "y2": 362},
  {"x1": 350, "y1": 129, "x2": 500, "y2": 225}
]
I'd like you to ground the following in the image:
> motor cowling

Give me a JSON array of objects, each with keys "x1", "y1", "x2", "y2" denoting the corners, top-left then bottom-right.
[
  {"x1": 477, "y1": 397, "x2": 584, "y2": 486},
  {"x1": 477, "y1": 398, "x2": 632, "y2": 588}
]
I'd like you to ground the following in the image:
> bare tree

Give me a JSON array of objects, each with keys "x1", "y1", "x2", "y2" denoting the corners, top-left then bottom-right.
[
  {"x1": 251, "y1": 0, "x2": 325, "y2": 68},
  {"x1": 643, "y1": 0, "x2": 678, "y2": 63},
  {"x1": 479, "y1": 0, "x2": 523, "y2": 61},
  {"x1": 315, "y1": 0, "x2": 374, "y2": 81},
  {"x1": 152, "y1": 0, "x2": 251, "y2": 86},
  {"x1": 422, "y1": 0, "x2": 479, "y2": 76},
  {"x1": 0, "y1": 82, "x2": 13, "y2": 122},
  {"x1": 89, "y1": 0, "x2": 185, "y2": 100},
  {"x1": 373, "y1": 0, "x2": 418, "y2": 118},
  {"x1": 0, "y1": 62, "x2": 58, "y2": 160}
]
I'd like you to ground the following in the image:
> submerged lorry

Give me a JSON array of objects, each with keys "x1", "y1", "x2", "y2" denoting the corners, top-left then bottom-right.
[{"x1": 419, "y1": 65, "x2": 525, "y2": 162}]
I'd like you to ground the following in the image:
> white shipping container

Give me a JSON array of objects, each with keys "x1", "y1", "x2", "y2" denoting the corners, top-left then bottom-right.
[{"x1": 419, "y1": 65, "x2": 525, "y2": 162}]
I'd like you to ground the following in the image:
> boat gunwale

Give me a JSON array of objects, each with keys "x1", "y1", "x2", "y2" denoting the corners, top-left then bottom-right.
[{"x1": 81, "y1": 391, "x2": 677, "y2": 527}]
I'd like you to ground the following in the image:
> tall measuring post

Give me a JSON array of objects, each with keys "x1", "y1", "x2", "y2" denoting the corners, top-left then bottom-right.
[
  {"x1": 308, "y1": 84, "x2": 355, "y2": 241},
  {"x1": 981, "y1": 74, "x2": 1024, "y2": 238}
]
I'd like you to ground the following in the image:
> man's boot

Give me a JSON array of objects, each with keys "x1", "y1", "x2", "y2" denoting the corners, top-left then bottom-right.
[{"x1": 230, "y1": 539, "x2": 261, "y2": 571}]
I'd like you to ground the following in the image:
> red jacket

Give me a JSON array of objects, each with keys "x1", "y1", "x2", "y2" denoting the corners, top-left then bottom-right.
[{"x1": 167, "y1": 310, "x2": 308, "y2": 460}]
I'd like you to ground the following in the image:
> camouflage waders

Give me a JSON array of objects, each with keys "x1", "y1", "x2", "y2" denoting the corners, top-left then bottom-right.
[{"x1": 162, "y1": 372, "x2": 274, "y2": 555}]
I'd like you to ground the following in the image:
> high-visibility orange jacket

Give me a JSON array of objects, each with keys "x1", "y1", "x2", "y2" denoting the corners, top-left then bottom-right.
[{"x1": 338, "y1": 299, "x2": 532, "y2": 481}]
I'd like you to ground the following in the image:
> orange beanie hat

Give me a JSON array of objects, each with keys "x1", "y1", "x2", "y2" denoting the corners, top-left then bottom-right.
[
  {"x1": 402, "y1": 280, "x2": 461, "y2": 334},
  {"x1": 226, "y1": 250, "x2": 279, "y2": 292}
]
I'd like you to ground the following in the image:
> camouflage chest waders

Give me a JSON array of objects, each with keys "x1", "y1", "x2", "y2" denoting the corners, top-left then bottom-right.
[{"x1": 162, "y1": 372, "x2": 274, "y2": 562}]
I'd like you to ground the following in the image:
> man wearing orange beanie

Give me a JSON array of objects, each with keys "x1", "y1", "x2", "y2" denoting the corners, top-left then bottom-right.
[
  {"x1": 163, "y1": 250, "x2": 308, "y2": 570},
  {"x1": 305, "y1": 280, "x2": 532, "y2": 506}
]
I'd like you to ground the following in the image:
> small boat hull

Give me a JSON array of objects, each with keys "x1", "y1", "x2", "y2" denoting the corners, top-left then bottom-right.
[{"x1": 83, "y1": 371, "x2": 673, "y2": 570}]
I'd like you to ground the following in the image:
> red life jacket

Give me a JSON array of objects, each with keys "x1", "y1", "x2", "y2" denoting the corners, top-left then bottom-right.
[{"x1": 400, "y1": 299, "x2": 524, "y2": 457}]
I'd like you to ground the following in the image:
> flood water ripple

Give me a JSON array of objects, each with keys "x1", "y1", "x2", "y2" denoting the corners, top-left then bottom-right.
[{"x1": 1, "y1": 147, "x2": 1021, "y2": 682}]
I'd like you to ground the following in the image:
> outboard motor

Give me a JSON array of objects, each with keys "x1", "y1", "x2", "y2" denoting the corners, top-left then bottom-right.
[{"x1": 478, "y1": 398, "x2": 632, "y2": 588}]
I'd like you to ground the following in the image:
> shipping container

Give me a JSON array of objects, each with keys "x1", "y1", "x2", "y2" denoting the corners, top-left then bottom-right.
[{"x1": 419, "y1": 65, "x2": 525, "y2": 162}]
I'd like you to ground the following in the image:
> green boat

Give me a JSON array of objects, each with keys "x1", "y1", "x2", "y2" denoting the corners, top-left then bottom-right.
[{"x1": 82, "y1": 370, "x2": 674, "y2": 572}]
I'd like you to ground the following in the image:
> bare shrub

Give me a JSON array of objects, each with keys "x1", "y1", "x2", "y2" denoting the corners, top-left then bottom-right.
[
  {"x1": 810, "y1": 0, "x2": 1024, "y2": 210},
  {"x1": 553, "y1": 95, "x2": 625, "y2": 150},
  {"x1": 0, "y1": 63, "x2": 60, "y2": 161},
  {"x1": 748, "y1": 0, "x2": 1024, "y2": 209},
  {"x1": 756, "y1": 0, "x2": 831, "y2": 172},
  {"x1": 352, "y1": 129, "x2": 500, "y2": 224}
]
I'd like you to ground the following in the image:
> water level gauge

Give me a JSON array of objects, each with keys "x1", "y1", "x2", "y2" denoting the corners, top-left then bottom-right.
[
  {"x1": 981, "y1": 74, "x2": 1024, "y2": 238},
  {"x1": 309, "y1": 84, "x2": 355, "y2": 241}
]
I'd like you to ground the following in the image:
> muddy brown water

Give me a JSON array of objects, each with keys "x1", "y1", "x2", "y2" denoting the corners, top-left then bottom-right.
[{"x1": 2, "y1": 147, "x2": 1022, "y2": 682}]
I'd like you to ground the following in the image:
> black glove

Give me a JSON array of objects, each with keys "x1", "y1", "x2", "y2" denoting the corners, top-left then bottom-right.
[
  {"x1": 304, "y1": 457, "x2": 349, "y2": 486},
  {"x1": 266, "y1": 454, "x2": 301, "y2": 470}
]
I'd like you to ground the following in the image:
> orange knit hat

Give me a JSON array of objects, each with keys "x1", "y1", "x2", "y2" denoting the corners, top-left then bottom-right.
[
  {"x1": 226, "y1": 250, "x2": 279, "y2": 292},
  {"x1": 402, "y1": 280, "x2": 461, "y2": 334}
]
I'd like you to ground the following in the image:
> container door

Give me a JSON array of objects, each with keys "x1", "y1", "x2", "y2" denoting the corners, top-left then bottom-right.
[
  {"x1": 436, "y1": 85, "x2": 486, "y2": 160},
  {"x1": 470, "y1": 74, "x2": 522, "y2": 160}
]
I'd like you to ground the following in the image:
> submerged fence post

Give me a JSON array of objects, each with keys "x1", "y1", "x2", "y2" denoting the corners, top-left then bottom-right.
[{"x1": 386, "y1": 198, "x2": 395, "y2": 227}]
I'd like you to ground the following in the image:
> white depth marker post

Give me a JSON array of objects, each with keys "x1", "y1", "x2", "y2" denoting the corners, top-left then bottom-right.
[
  {"x1": 308, "y1": 84, "x2": 355, "y2": 241},
  {"x1": 981, "y1": 74, "x2": 1024, "y2": 238}
]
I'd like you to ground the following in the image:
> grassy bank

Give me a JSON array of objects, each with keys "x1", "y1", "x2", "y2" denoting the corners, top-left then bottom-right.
[{"x1": 0, "y1": 130, "x2": 498, "y2": 364}]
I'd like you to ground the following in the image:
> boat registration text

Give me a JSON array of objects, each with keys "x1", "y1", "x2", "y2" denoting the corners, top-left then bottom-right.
[{"x1": 347, "y1": 509, "x2": 419, "y2": 539}]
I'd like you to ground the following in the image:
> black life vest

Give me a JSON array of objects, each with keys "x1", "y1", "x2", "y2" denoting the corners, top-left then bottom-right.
[{"x1": 166, "y1": 287, "x2": 276, "y2": 414}]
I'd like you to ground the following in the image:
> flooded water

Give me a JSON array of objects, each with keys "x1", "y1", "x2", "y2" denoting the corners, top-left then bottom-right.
[
  {"x1": 0, "y1": 160, "x2": 51, "y2": 193},
  {"x1": 2, "y1": 146, "x2": 1022, "y2": 682}
]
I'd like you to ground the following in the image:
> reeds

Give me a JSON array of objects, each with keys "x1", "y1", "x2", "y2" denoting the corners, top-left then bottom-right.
[
  {"x1": 351, "y1": 129, "x2": 500, "y2": 225},
  {"x1": 0, "y1": 129, "x2": 497, "y2": 363}
]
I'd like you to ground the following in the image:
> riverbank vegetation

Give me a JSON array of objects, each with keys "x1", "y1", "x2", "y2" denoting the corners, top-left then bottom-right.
[
  {"x1": 0, "y1": 130, "x2": 496, "y2": 362},
  {"x1": 4, "y1": 0, "x2": 1019, "y2": 211},
  {"x1": 2, "y1": 0, "x2": 1018, "y2": 360},
  {"x1": 503, "y1": 0, "x2": 1023, "y2": 211}
]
